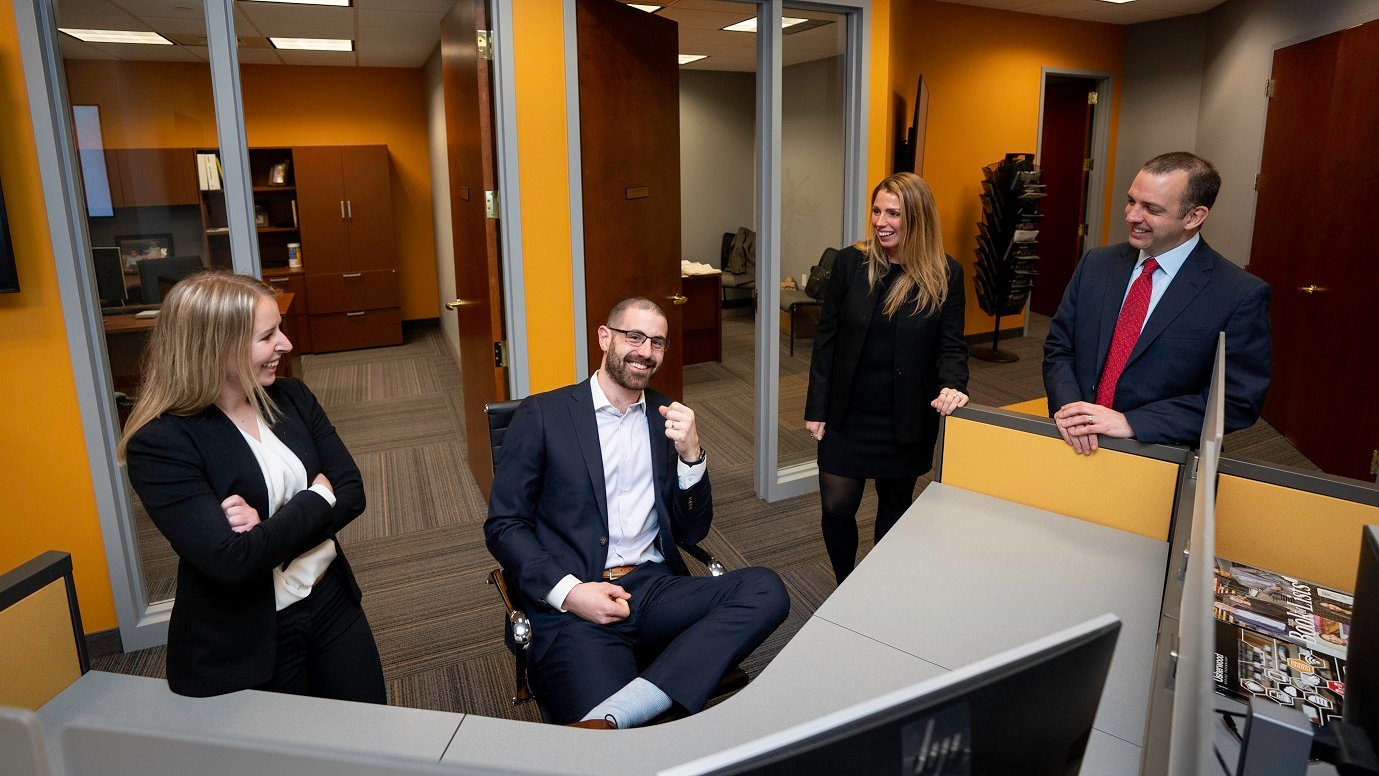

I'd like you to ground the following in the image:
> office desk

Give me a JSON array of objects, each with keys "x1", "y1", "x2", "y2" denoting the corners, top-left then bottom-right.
[{"x1": 37, "y1": 483, "x2": 1165, "y2": 775}]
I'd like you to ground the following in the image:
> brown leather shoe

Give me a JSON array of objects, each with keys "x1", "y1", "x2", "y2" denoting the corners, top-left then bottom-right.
[{"x1": 565, "y1": 717, "x2": 617, "y2": 730}]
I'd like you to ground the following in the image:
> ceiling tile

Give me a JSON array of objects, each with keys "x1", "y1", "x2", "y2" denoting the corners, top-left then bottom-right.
[
  {"x1": 357, "y1": 8, "x2": 445, "y2": 29},
  {"x1": 236, "y1": 3, "x2": 354, "y2": 37},
  {"x1": 236, "y1": 47, "x2": 284, "y2": 65},
  {"x1": 274, "y1": 49, "x2": 356, "y2": 66},
  {"x1": 355, "y1": 0, "x2": 453, "y2": 11}
]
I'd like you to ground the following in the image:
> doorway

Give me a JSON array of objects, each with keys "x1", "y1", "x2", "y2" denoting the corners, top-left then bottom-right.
[{"x1": 1031, "y1": 74, "x2": 1102, "y2": 317}]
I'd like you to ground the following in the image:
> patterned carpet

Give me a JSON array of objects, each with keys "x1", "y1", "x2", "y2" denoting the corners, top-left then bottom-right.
[{"x1": 95, "y1": 308, "x2": 1317, "y2": 719}]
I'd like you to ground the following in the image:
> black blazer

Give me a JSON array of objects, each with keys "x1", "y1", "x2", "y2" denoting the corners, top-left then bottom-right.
[
  {"x1": 125, "y1": 378, "x2": 365, "y2": 697},
  {"x1": 1042, "y1": 238, "x2": 1272, "y2": 445},
  {"x1": 484, "y1": 379, "x2": 712, "y2": 662},
  {"x1": 805, "y1": 245, "x2": 969, "y2": 446}
]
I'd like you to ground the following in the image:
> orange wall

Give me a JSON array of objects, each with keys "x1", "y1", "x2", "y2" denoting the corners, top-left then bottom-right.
[
  {"x1": 63, "y1": 60, "x2": 439, "y2": 322},
  {"x1": 0, "y1": 5, "x2": 117, "y2": 631},
  {"x1": 887, "y1": 0, "x2": 1125, "y2": 335},
  {"x1": 514, "y1": 0, "x2": 576, "y2": 393}
]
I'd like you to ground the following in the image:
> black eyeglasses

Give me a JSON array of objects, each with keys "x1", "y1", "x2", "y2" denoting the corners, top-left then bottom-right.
[{"x1": 608, "y1": 326, "x2": 670, "y2": 351}]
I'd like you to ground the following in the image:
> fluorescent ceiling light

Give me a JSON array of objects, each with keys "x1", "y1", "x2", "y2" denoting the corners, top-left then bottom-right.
[
  {"x1": 242, "y1": 0, "x2": 352, "y2": 5},
  {"x1": 678, "y1": 54, "x2": 708, "y2": 65},
  {"x1": 627, "y1": 3, "x2": 662, "y2": 11},
  {"x1": 59, "y1": 29, "x2": 173, "y2": 45},
  {"x1": 722, "y1": 17, "x2": 807, "y2": 33},
  {"x1": 1095, "y1": 0, "x2": 1136, "y2": 3},
  {"x1": 269, "y1": 37, "x2": 353, "y2": 51}
]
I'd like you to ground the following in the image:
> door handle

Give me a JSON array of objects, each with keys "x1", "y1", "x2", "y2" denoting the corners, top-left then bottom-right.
[
  {"x1": 346, "y1": 200, "x2": 353, "y2": 219},
  {"x1": 345, "y1": 311, "x2": 366, "y2": 317},
  {"x1": 1297, "y1": 285, "x2": 1326, "y2": 294},
  {"x1": 342, "y1": 272, "x2": 362, "y2": 279},
  {"x1": 340, "y1": 200, "x2": 346, "y2": 219},
  {"x1": 445, "y1": 299, "x2": 466, "y2": 310},
  {"x1": 671, "y1": 294, "x2": 687, "y2": 305}
]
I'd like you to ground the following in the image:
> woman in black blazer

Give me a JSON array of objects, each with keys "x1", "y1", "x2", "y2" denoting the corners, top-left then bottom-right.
[
  {"x1": 805, "y1": 173, "x2": 970, "y2": 584},
  {"x1": 117, "y1": 271, "x2": 385, "y2": 701}
]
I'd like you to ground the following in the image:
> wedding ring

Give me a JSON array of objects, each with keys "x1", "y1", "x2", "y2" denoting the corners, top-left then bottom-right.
[{"x1": 1085, "y1": 414, "x2": 1094, "y2": 424}]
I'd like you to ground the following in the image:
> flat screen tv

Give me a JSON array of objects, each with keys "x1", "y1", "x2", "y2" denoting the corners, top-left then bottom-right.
[{"x1": 0, "y1": 176, "x2": 18, "y2": 294}]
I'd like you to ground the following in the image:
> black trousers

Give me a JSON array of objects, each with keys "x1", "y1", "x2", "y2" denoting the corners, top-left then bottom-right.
[
  {"x1": 819, "y1": 473, "x2": 919, "y2": 585},
  {"x1": 257, "y1": 564, "x2": 387, "y2": 704},
  {"x1": 531, "y1": 562, "x2": 789, "y2": 724}
]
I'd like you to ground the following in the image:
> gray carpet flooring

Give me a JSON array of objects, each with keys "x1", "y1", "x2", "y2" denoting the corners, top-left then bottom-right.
[{"x1": 94, "y1": 308, "x2": 1317, "y2": 720}]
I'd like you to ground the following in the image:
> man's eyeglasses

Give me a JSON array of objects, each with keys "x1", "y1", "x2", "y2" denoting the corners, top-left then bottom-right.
[{"x1": 608, "y1": 326, "x2": 670, "y2": 351}]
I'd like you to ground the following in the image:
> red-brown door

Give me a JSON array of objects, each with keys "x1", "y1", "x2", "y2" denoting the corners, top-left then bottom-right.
[
  {"x1": 1249, "y1": 20, "x2": 1378, "y2": 480},
  {"x1": 442, "y1": 0, "x2": 507, "y2": 495},
  {"x1": 577, "y1": 0, "x2": 683, "y2": 398},
  {"x1": 1030, "y1": 77, "x2": 1095, "y2": 317}
]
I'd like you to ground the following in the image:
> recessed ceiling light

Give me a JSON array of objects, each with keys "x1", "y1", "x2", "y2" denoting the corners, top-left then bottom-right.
[
  {"x1": 1095, "y1": 0, "x2": 1136, "y2": 3},
  {"x1": 627, "y1": 3, "x2": 662, "y2": 11},
  {"x1": 678, "y1": 54, "x2": 707, "y2": 65},
  {"x1": 243, "y1": 0, "x2": 352, "y2": 6},
  {"x1": 59, "y1": 29, "x2": 174, "y2": 45},
  {"x1": 269, "y1": 37, "x2": 353, "y2": 51},
  {"x1": 722, "y1": 17, "x2": 807, "y2": 33}
]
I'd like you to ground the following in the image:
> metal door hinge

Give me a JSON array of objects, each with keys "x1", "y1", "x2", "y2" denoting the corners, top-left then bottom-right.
[
  {"x1": 1087, "y1": 91, "x2": 1098, "y2": 105},
  {"x1": 1083, "y1": 157, "x2": 1094, "y2": 172},
  {"x1": 477, "y1": 30, "x2": 493, "y2": 61},
  {"x1": 494, "y1": 340, "x2": 508, "y2": 368},
  {"x1": 1266, "y1": 79, "x2": 1276, "y2": 98},
  {"x1": 1370, "y1": 449, "x2": 1378, "y2": 476},
  {"x1": 1077, "y1": 223, "x2": 1089, "y2": 237},
  {"x1": 485, "y1": 190, "x2": 500, "y2": 219},
  {"x1": 1254, "y1": 173, "x2": 1261, "y2": 191}
]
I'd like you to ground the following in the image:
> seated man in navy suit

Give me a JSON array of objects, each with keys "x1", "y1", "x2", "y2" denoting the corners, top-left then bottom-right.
[
  {"x1": 485, "y1": 297, "x2": 789, "y2": 728},
  {"x1": 1043, "y1": 152, "x2": 1271, "y2": 453}
]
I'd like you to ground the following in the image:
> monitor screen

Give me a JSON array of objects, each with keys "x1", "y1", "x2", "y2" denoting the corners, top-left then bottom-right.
[
  {"x1": 0, "y1": 176, "x2": 18, "y2": 294},
  {"x1": 92, "y1": 248, "x2": 124, "y2": 306},
  {"x1": 662, "y1": 614, "x2": 1121, "y2": 776},
  {"x1": 1344, "y1": 525, "x2": 1379, "y2": 741}
]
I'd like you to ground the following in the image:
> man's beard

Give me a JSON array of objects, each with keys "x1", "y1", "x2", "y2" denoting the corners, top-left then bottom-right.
[{"x1": 604, "y1": 348, "x2": 658, "y2": 391}]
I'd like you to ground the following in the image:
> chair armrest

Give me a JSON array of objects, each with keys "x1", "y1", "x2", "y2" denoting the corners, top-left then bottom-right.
[{"x1": 488, "y1": 568, "x2": 532, "y2": 647}]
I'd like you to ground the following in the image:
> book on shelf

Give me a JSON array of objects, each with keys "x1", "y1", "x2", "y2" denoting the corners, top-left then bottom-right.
[
  {"x1": 291, "y1": 200, "x2": 298, "y2": 228},
  {"x1": 196, "y1": 152, "x2": 222, "y2": 192},
  {"x1": 1212, "y1": 556, "x2": 1353, "y2": 725}
]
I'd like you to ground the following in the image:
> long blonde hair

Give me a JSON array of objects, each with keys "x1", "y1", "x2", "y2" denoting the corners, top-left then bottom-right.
[
  {"x1": 855, "y1": 172, "x2": 949, "y2": 317},
  {"x1": 117, "y1": 271, "x2": 282, "y2": 462}
]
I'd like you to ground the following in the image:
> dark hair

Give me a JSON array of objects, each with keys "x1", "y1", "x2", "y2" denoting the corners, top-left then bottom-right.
[
  {"x1": 1141, "y1": 152, "x2": 1220, "y2": 214},
  {"x1": 606, "y1": 296, "x2": 666, "y2": 327}
]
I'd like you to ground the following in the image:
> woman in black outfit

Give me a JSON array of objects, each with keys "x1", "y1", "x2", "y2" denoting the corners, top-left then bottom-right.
[
  {"x1": 118, "y1": 271, "x2": 385, "y2": 701},
  {"x1": 805, "y1": 172, "x2": 970, "y2": 584}
]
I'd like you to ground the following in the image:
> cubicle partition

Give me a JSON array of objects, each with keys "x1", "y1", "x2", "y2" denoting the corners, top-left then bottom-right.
[{"x1": 0, "y1": 552, "x2": 88, "y2": 711}]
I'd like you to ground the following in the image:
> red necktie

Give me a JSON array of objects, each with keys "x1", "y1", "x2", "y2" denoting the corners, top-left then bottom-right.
[{"x1": 1096, "y1": 257, "x2": 1159, "y2": 408}]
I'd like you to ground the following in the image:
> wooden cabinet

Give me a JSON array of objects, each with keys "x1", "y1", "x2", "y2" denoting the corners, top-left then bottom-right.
[
  {"x1": 263, "y1": 268, "x2": 312, "y2": 354},
  {"x1": 293, "y1": 145, "x2": 401, "y2": 352},
  {"x1": 110, "y1": 149, "x2": 200, "y2": 208},
  {"x1": 681, "y1": 273, "x2": 722, "y2": 365}
]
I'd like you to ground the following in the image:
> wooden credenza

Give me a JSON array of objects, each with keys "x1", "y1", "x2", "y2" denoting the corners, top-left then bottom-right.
[{"x1": 680, "y1": 272, "x2": 721, "y2": 365}]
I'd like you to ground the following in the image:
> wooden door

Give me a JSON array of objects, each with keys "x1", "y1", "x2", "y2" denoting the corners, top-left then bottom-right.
[
  {"x1": 341, "y1": 145, "x2": 396, "y2": 272},
  {"x1": 442, "y1": 0, "x2": 507, "y2": 495},
  {"x1": 293, "y1": 146, "x2": 350, "y2": 274},
  {"x1": 1030, "y1": 78, "x2": 1094, "y2": 317},
  {"x1": 1249, "y1": 20, "x2": 1378, "y2": 480},
  {"x1": 577, "y1": 0, "x2": 683, "y2": 398}
]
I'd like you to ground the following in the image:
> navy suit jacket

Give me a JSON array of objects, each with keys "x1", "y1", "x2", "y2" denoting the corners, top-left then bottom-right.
[
  {"x1": 1042, "y1": 238, "x2": 1272, "y2": 445},
  {"x1": 125, "y1": 378, "x2": 365, "y2": 697},
  {"x1": 484, "y1": 378, "x2": 712, "y2": 661}
]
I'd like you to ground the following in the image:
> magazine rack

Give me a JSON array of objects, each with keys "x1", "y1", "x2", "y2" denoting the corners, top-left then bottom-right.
[{"x1": 972, "y1": 153, "x2": 1043, "y2": 363}]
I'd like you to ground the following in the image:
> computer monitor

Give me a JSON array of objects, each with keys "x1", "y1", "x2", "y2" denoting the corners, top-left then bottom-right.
[
  {"x1": 136, "y1": 255, "x2": 203, "y2": 304},
  {"x1": 1344, "y1": 525, "x2": 1379, "y2": 741},
  {"x1": 92, "y1": 247, "x2": 124, "y2": 306},
  {"x1": 661, "y1": 614, "x2": 1121, "y2": 776}
]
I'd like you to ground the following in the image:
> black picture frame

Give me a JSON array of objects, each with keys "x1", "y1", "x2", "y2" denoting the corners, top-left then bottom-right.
[
  {"x1": 0, "y1": 176, "x2": 18, "y2": 294},
  {"x1": 115, "y1": 233, "x2": 174, "y2": 272}
]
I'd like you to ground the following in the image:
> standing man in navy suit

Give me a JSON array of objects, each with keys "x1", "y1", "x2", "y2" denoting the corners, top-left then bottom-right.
[
  {"x1": 486, "y1": 297, "x2": 789, "y2": 728},
  {"x1": 1043, "y1": 152, "x2": 1271, "y2": 452}
]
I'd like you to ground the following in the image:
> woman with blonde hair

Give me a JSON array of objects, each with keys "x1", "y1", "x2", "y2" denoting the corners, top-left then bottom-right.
[
  {"x1": 119, "y1": 270, "x2": 384, "y2": 701},
  {"x1": 804, "y1": 172, "x2": 970, "y2": 584}
]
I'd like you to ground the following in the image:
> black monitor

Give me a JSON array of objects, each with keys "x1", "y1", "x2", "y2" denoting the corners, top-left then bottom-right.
[
  {"x1": 92, "y1": 247, "x2": 124, "y2": 306},
  {"x1": 136, "y1": 255, "x2": 203, "y2": 304},
  {"x1": 662, "y1": 614, "x2": 1121, "y2": 776},
  {"x1": 1344, "y1": 525, "x2": 1379, "y2": 741}
]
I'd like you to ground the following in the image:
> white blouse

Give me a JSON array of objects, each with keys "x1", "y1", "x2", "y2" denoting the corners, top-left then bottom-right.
[{"x1": 236, "y1": 415, "x2": 338, "y2": 611}]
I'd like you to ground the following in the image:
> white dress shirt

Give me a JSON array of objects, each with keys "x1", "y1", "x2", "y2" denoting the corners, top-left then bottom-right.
[
  {"x1": 235, "y1": 415, "x2": 337, "y2": 611},
  {"x1": 545, "y1": 373, "x2": 707, "y2": 611},
  {"x1": 1121, "y1": 232, "x2": 1199, "y2": 331}
]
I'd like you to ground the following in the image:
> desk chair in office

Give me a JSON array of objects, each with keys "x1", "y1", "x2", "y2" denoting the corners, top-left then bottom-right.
[
  {"x1": 719, "y1": 229, "x2": 755, "y2": 306},
  {"x1": 779, "y1": 247, "x2": 838, "y2": 356},
  {"x1": 134, "y1": 255, "x2": 204, "y2": 304},
  {"x1": 483, "y1": 400, "x2": 746, "y2": 713}
]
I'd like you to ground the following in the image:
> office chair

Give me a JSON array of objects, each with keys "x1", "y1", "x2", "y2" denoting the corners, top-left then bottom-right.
[
  {"x1": 134, "y1": 255, "x2": 203, "y2": 304},
  {"x1": 483, "y1": 400, "x2": 746, "y2": 713},
  {"x1": 779, "y1": 247, "x2": 838, "y2": 357},
  {"x1": 719, "y1": 228, "x2": 755, "y2": 306}
]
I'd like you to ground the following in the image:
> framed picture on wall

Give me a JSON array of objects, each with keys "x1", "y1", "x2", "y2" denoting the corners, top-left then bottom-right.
[
  {"x1": 116, "y1": 233, "x2": 173, "y2": 272},
  {"x1": 0, "y1": 176, "x2": 19, "y2": 294},
  {"x1": 268, "y1": 160, "x2": 290, "y2": 186}
]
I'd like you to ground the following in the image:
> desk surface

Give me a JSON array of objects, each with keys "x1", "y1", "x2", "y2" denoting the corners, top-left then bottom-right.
[
  {"x1": 102, "y1": 292, "x2": 294, "y2": 335},
  {"x1": 37, "y1": 483, "x2": 1167, "y2": 775}
]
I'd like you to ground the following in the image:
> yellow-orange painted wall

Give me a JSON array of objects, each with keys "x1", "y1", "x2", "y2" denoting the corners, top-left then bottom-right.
[
  {"x1": 62, "y1": 60, "x2": 440, "y2": 321},
  {"x1": 887, "y1": 0, "x2": 1125, "y2": 335},
  {"x1": 514, "y1": 0, "x2": 576, "y2": 393},
  {"x1": 0, "y1": 4, "x2": 117, "y2": 632}
]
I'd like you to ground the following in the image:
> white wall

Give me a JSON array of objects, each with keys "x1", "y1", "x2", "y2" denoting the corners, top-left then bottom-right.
[
  {"x1": 679, "y1": 70, "x2": 755, "y2": 267},
  {"x1": 424, "y1": 47, "x2": 460, "y2": 361},
  {"x1": 782, "y1": 56, "x2": 846, "y2": 287},
  {"x1": 1117, "y1": 0, "x2": 1379, "y2": 264}
]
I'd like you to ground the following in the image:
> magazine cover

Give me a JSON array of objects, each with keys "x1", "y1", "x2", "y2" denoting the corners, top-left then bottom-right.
[
  {"x1": 1213, "y1": 620, "x2": 1346, "y2": 727},
  {"x1": 1213, "y1": 557, "x2": 1353, "y2": 660}
]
